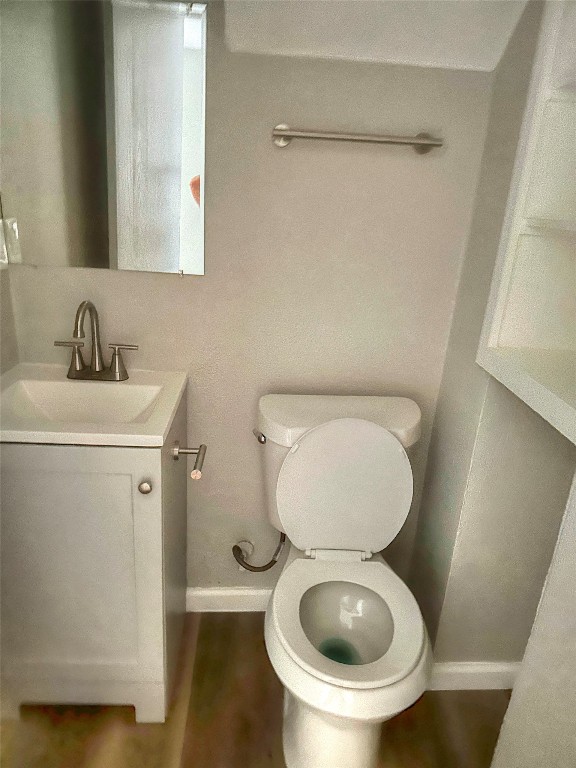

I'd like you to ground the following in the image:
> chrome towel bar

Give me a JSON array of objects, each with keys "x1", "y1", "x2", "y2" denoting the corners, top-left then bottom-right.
[{"x1": 272, "y1": 124, "x2": 443, "y2": 154}]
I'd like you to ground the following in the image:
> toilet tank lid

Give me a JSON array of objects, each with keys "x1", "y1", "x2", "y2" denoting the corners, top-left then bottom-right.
[{"x1": 258, "y1": 395, "x2": 421, "y2": 449}]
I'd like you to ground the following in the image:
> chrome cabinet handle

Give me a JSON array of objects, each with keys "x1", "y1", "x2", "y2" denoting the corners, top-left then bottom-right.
[{"x1": 138, "y1": 480, "x2": 153, "y2": 494}]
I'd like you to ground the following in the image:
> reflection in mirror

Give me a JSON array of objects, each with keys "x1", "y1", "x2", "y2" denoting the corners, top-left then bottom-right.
[{"x1": 0, "y1": 0, "x2": 206, "y2": 275}]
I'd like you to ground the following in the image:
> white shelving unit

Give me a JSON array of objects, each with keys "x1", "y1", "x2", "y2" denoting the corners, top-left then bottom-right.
[{"x1": 478, "y1": 1, "x2": 576, "y2": 445}]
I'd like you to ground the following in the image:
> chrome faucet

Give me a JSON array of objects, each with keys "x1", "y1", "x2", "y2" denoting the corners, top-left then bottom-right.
[
  {"x1": 74, "y1": 300, "x2": 104, "y2": 372},
  {"x1": 54, "y1": 301, "x2": 138, "y2": 381}
]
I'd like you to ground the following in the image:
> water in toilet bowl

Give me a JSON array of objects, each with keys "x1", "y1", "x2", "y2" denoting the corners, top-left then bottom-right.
[
  {"x1": 300, "y1": 581, "x2": 395, "y2": 666},
  {"x1": 318, "y1": 637, "x2": 362, "y2": 665}
]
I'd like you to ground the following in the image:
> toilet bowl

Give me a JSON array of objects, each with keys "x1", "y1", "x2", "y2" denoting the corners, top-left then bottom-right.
[
  {"x1": 256, "y1": 396, "x2": 432, "y2": 768},
  {"x1": 265, "y1": 551, "x2": 432, "y2": 768}
]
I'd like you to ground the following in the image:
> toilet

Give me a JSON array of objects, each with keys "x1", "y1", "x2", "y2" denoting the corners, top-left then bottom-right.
[{"x1": 257, "y1": 395, "x2": 432, "y2": 768}]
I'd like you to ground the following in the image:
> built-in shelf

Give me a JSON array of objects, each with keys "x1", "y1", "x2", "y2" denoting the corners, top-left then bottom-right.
[
  {"x1": 549, "y1": 86, "x2": 576, "y2": 102},
  {"x1": 524, "y1": 217, "x2": 576, "y2": 235},
  {"x1": 478, "y1": 2, "x2": 576, "y2": 446},
  {"x1": 478, "y1": 347, "x2": 576, "y2": 445}
]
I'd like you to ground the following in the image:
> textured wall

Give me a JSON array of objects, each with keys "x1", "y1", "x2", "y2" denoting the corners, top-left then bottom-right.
[
  {"x1": 428, "y1": 0, "x2": 576, "y2": 661},
  {"x1": 409, "y1": 2, "x2": 543, "y2": 642},
  {"x1": 491, "y1": 473, "x2": 576, "y2": 766},
  {"x1": 0, "y1": 269, "x2": 18, "y2": 374},
  {"x1": 7, "y1": 3, "x2": 491, "y2": 590},
  {"x1": 433, "y1": 380, "x2": 576, "y2": 661},
  {"x1": 411, "y1": 2, "x2": 576, "y2": 665},
  {"x1": 223, "y1": 0, "x2": 527, "y2": 72}
]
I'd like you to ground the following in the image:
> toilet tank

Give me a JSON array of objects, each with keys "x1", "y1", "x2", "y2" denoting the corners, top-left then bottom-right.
[{"x1": 256, "y1": 395, "x2": 421, "y2": 533}]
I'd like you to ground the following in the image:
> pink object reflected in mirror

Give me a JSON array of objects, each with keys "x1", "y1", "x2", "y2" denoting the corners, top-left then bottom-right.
[{"x1": 190, "y1": 175, "x2": 201, "y2": 207}]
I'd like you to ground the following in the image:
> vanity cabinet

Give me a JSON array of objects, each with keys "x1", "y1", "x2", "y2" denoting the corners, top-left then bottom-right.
[{"x1": 0, "y1": 397, "x2": 187, "y2": 722}]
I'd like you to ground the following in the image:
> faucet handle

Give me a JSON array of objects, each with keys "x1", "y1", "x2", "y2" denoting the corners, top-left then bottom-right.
[
  {"x1": 108, "y1": 344, "x2": 138, "y2": 381},
  {"x1": 54, "y1": 340, "x2": 86, "y2": 378},
  {"x1": 108, "y1": 344, "x2": 138, "y2": 351},
  {"x1": 55, "y1": 340, "x2": 84, "y2": 348}
]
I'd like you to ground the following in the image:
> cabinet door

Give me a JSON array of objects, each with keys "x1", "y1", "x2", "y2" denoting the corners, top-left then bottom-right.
[{"x1": 1, "y1": 443, "x2": 164, "y2": 685}]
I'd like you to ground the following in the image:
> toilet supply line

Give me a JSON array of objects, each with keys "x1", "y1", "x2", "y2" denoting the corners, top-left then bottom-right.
[{"x1": 233, "y1": 533, "x2": 286, "y2": 572}]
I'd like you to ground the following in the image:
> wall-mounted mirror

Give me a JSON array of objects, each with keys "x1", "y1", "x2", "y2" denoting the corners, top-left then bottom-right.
[{"x1": 0, "y1": 0, "x2": 206, "y2": 275}]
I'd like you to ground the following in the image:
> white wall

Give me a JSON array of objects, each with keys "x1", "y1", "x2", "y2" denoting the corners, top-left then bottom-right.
[
  {"x1": 433, "y1": 380, "x2": 576, "y2": 661},
  {"x1": 410, "y1": 3, "x2": 576, "y2": 663},
  {"x1": 0, "y1": 269, "x2": 18, "y2": 374},
  {"x1": 6, "y1": 2, "x2": 492, "y2": 590},
  {"x1": 410, "y1": 3, "x2": 542, "y2": 639},
  {"x1": 491, "y1": 472, "x2": 576, "y2": 766},
  {"x1": 224, "y1": 0, "x2": 527, "y2": 73}
]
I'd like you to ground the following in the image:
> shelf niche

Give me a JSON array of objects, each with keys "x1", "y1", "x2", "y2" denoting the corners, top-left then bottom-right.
[{"x1": 478, "y1": 1, "x2": 576, "y2": 446}]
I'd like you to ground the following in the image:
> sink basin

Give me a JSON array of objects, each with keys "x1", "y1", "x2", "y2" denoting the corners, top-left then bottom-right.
[
  {"x1": 3, "y1": 379, "x2": 162, "y2": 424},
  {"x1": 0, "y1": 364, "x2": 187, "y2": 447}
]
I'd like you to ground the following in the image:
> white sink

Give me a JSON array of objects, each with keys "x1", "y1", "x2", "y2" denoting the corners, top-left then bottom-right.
[
  {"x1": 0, "y1": 364, "x2": 187, "y2": 447},
  {"x1": 3, "y1": 379, "x2": 162, "y2": 424}
]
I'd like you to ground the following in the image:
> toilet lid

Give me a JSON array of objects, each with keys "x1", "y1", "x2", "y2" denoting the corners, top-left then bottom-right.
[{"x1": 276, "y1": 418, "x2": 413, "y2": 553}]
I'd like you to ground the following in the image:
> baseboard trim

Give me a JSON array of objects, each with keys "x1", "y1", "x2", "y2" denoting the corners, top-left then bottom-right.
[
  {"x1": 186, "y1": 586, "x2": 272, "y2": 612},
  {"x1": 186, "y1": 591, "x2": 520, "y2": 690},
  {"x1": 428, "y1": 661, "x2": 520, "y2": 690}
]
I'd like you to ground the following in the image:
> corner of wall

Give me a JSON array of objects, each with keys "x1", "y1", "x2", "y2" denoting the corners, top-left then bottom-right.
[
  {"x1": 491, "y1": 471, "x2": 576, "y2": 766},
  {"x1": 434, "y1": 379, "x2": 576, "y2": 662},
  {"x1": 0, "y1": 266, "x2": 19, "y2": 373},
  {"x1": 408, "y1": 1, "x2": 544, "y2": 648}
]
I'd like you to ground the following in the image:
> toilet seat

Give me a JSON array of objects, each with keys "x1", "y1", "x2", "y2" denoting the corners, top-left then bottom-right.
[
  {"x1": 276, "y1": 418, "x2": 413, "y2": 554},
  {"x1": 269, "y1": 557, "x2": 425, "y2": 691}
]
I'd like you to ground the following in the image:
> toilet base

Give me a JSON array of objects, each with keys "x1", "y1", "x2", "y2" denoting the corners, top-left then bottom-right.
[{"x1": 282, "y1": 689, "x2": 383, "y2": 768}]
